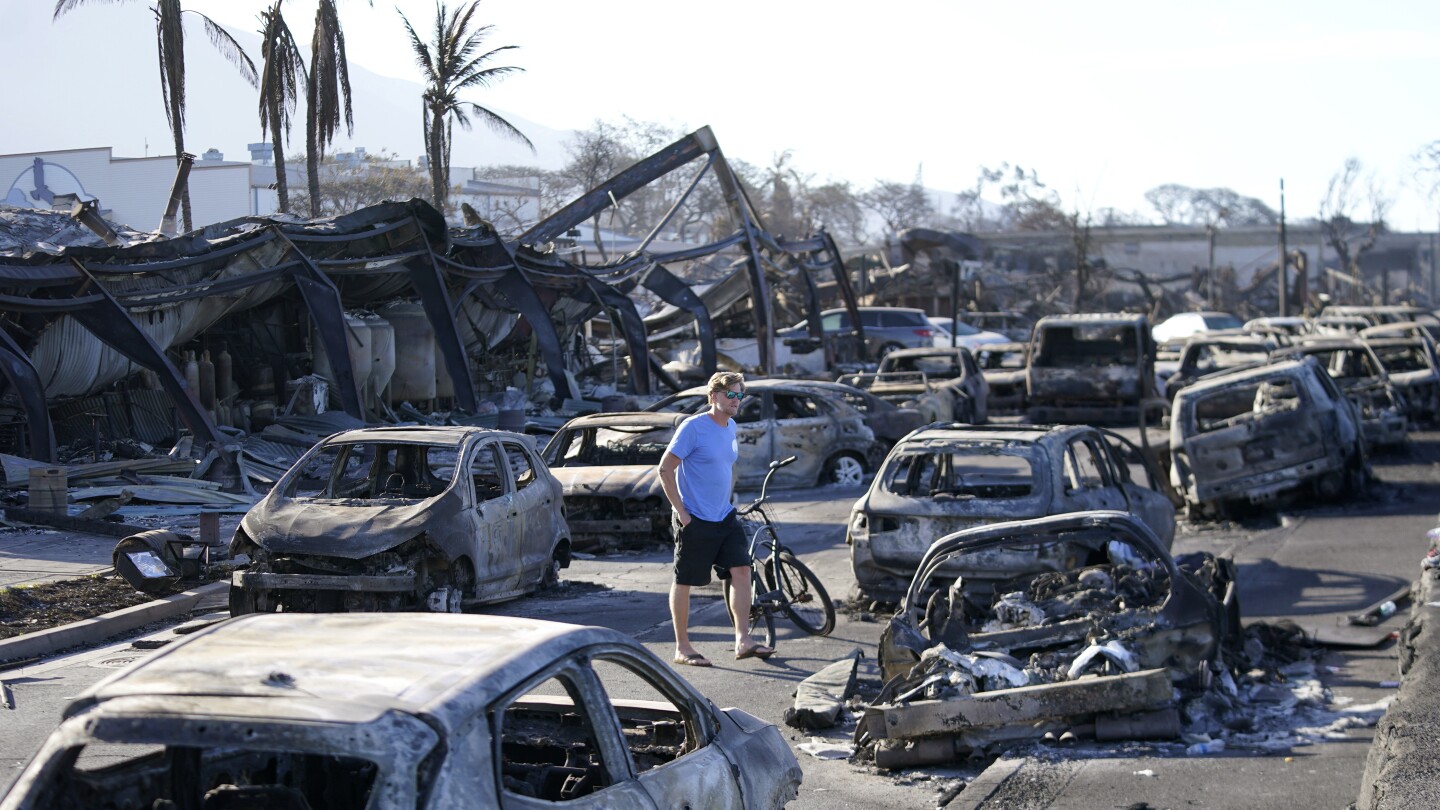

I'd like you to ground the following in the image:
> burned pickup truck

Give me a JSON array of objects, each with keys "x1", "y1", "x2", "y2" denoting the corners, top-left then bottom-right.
[
  {"x1": 1169, "y1": 357, "x2": 1367, "y2": 514},
  {"x1": 1026, "y1": 313, "x2": 1158, "y2": 424},
  {"x1": 838, "y1": 347, "x2": 989, "y2": 425},
  {"x1": 861, "y1": 511, "x2": 1239, "y2": 768}
]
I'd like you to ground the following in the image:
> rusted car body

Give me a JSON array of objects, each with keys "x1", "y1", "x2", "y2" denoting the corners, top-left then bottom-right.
[
  {"x1": 1169, "y1": 357, "x2": 1366, "y2": 511},
  {"x1": 1026, "y1": 313, "x2": 1157, "y2": 424},
  {"x1": 1362, "y1": 332, "x2": 1440, "y2": 423},
  {"x1": 1273, "y1": 337, "x2": 1407, "y2": 449},
  {"x1": 1321, "y1": 305, "x2": 1440, "y2": 341},
  {"x1": 848, "y1": 424, "x2": 1177, "y2": 602},
  {"x1": 837, "y1": 346, "x2": 989, "y2": 424},
  {"x1": 776, "y1": 379, "x2": 926, "y2": 448},
  {"x1": 1162, "y1": 333, "x2": 1277, "y2": 401},
  {"x1": 542, "y1": 412, "x2": 687, "y2": 550},
  {"x1": 975, "y1": 341, "x2": 1029, "y2": 415},
  {"x1": 860, "y1": 511, "x2": 1238, "y2": 767},
  {"x1": 650, "y1": 377, "x2": 875, "y2": 484},
  {"x1": 229, "y1": 426, "x2": 571, "y2": 613},
  {"x1": 0, "y1": 613, "x2": 802, "y2": 809},
  {"x1": 647, "y1": 379, "x2": 882, "y2": 488}
]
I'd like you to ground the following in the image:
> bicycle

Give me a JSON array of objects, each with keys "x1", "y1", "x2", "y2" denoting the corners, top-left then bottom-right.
[{"x1": 724, "y1": 456, "x2": 837, "y2": 648}]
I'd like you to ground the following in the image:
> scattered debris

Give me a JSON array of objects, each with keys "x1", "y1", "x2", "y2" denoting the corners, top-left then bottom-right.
[
  {"x1": 785, "y1": 649, "x2": 861, "y2": 731},
  {"x1": 859, "y1": 511, "x2": 1240, "y2": 767},
  {"x1": 797, "y1": 738, "x2": 855, "y2": 760}
]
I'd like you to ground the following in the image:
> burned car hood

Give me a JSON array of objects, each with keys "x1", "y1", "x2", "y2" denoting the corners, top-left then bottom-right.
[
  {"x1": 242, "y1": 495, "x2": 446, "y2": 558},
  {"x1": 552, "y1": 465, "x2": 662, "y2": 500}
]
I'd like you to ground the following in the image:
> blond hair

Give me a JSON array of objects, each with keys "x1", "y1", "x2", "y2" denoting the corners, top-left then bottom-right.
[{"x1": 707, "y1": 371, "x2": 746, "y2": 395}]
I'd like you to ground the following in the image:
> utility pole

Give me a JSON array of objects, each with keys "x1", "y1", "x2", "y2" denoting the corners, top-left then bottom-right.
[
  {"x1": 1278, "y1": 178, "x2": 1289, "y2": 316},
  {"x1": 1207, "y1": 224, "x2": 1217, "y2": 309}
]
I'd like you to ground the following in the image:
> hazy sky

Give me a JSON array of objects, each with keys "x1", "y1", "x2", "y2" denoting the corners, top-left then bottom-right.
[{"x1": 20, "y1": 0, "x2": 1440, "y2": 229}]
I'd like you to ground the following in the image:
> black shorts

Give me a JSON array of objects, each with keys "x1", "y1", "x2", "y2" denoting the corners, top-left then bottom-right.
[{"x1": 672, "y1": 511, "x2": 750, "y2": 586}]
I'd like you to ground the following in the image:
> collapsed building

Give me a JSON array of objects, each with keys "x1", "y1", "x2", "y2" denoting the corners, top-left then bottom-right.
[{"x1": 0, "y1": 128, "x2": 867, "y2": 493}]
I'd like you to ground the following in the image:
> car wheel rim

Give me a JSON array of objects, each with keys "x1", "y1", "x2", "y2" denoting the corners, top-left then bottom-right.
[{"x1": 831, "y1": 456, "x2": 864, "y2": 486}]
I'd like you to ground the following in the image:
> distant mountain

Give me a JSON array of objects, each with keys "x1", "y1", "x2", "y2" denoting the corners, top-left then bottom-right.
[{"x1": 3, "y1": 4, "x2": 571, "y2": 170}]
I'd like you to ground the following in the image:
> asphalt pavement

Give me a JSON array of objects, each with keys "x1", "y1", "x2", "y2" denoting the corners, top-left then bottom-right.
[{"x1": 2, "y1": 436, "x2": 1438, "y2": 807}]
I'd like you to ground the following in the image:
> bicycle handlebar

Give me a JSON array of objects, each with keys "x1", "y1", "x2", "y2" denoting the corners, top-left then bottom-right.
[{"x1": 737, "y1": 456, "x2": 800, "y2": 516}]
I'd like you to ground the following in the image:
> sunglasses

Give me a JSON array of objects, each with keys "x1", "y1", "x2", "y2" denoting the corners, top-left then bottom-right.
[{"x1": 720, "y1": 391, "x2": 747, "y2": 400}]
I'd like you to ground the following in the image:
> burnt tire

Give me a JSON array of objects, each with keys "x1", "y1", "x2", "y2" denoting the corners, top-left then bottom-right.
[
  {"x1": 822, "y1": 453, "x2": 866, "y2": 487},
  {"x1": 766, "y1": 551, "x2": 835, "y2": 636},
  {"x1": 538, "y1": 554, "x2": 562, "y2": 590}
]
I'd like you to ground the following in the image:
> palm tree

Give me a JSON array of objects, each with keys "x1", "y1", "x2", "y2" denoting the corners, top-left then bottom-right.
[
  {"x1": 399, "y1": 0, "x2": 533, "y2": 214},
  {"x1": 303, "y1": 0, "x2": 362, "y2": 218},
  {"x1": 257, "y1": 0, "x2": 306, "y2": 214},
  {"x1": 54, "y1": 0, "x2": 256, "y2": 232}
]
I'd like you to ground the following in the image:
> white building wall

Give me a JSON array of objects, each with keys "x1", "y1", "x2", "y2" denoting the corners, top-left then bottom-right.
[{"x1": 0, "y1": 147, "x2": 250, "y2": 231}]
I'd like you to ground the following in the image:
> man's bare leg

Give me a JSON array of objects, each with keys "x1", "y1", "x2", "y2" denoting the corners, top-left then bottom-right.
[
  {"x1": 670, "y1": 582, "x2": 698, "y2": 657},
  {"x1": 728, "y1": 565, "x2": 772, "y2": 655}
]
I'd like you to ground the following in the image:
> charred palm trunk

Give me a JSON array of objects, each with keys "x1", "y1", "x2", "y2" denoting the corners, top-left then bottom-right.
[
  {"x1": 427, "y1": 105, "x2": 447, "y2": 213},
  {"x1": 169, "y1": 104, "x2": 191, "y2": 233},
  {"x1": 268, "y1": 97, "x2": 290, "y2": 213},
  {"x1": 305, "y1": 82, "x2": 321, "y2": 217}
]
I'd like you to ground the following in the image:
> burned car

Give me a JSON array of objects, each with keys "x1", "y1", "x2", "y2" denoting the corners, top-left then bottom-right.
[
  {"x1": 1161, "y1": 332, "x2": 1277, "y2": 401},
  {"x1": 1363, "y1": 333, "x2": 1440, "y2": 424},
  {"x1": 0, "y1": 613, "x2": 802, "y2": 809},
  {"x1": 860, "y1": 511, "x2": 1238, "y2": 768},
  {"x1": 837, "y1": 346, "x2": 989, "y2": 424},
  {"x1": 974, "y1": 341, "x2": 1029, "y2": 415},
  {"x1": 542, "y1": 412, "x2": 688, "y2": 550},
  {"x1": 773, "y1": 379, "x2": 926, "y2": 449},
  {"x1": 229, "y1": 426, "x2": 571, "y2": 614},
  {"x1": 848, "y1": 423, "x2": 1177, "y2": 602},
  {"x1": 647, "y1": 379, "x2": 882, "y2": 488},
  {"x1": 1026, "y1": 313, "x2": 1158, "y2": 424},
  {"x1": 1169, "y1": 357, "x2": 1367, "y2": 513},
  {"x1": 1272, "y1": 337, "x2": 1407, "y2": 449}
]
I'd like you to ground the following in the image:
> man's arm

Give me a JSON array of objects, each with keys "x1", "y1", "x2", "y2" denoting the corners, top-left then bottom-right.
[{"x1": 658, "y1": 451, "x2": 690, "y2": 527}]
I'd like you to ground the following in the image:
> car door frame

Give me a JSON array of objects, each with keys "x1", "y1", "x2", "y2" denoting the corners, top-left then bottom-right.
[
  {"x1": 1096, "y1": 428, "x2": 1179, "y2": 545},
  {"x1": 1060, "y1": 434, "x2": 1127, "y2": 513},
  {"x1": 768, "y1": 389, "x2": 833, "y2": 486},
  {"x1": 467, "y1": 437, "x2": 522, "y2": 597},
  {"x1": 486, "y1": 657, "x2": 660, "y2": 810},
  {"x1": 733, "y1": 394, "x2": 774, "y2": 489},
  {"x1": 499, "y1": 437, "x2": 554, "y2": 586}
]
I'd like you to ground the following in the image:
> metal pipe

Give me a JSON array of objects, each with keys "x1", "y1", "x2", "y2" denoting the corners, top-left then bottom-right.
[{"x1": 69, "y1": 199, "x2": 122, "y2": 246}]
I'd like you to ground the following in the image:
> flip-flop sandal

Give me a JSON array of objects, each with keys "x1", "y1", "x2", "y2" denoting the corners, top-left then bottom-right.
[
  {"x1": 672, "y1": 652, "x2": 713, "y2": 668},
  {"x1": 735, "y1": 643, "x2": 775, "y2": 660}
]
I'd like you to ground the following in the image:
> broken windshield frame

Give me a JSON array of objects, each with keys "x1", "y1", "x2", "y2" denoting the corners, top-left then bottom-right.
[{"x1": 281, "y1": 441, "x2": 462, "y2": 501}]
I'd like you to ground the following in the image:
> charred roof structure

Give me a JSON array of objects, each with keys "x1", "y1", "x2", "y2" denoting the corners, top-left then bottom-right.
[{"x1": 0, "y1": 128, "x2": 862, "y2": 485}]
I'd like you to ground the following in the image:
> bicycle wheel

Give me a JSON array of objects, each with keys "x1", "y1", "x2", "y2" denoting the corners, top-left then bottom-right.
[
  {"x1": 723, "y1": 566, "x2": 776, "y2": 649},
  {"x1": 766, "y1": 551, "x2": 836, "y2": 636}
]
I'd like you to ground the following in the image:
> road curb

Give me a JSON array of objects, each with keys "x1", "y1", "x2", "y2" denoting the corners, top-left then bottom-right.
[
  {"x1": 1357, "y1": 562, "x2": 1437, "y2": 809},
  {"x1": 0, "y1": 581, "x2": 229, "y2": 665},
  {"x1": 950, "y1": 756, "x2": 1025, "y2": 809}
]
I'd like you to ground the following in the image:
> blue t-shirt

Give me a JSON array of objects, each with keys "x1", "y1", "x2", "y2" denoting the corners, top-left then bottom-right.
[{"x1": 665, "y1": 412, "x2": 739, "y2": 522}]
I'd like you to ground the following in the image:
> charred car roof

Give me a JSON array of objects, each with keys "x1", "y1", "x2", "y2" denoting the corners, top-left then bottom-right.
[
  {"x1": 315, "y1": 424, "x2": 526, "y2": 446},
  {"x1": 66, "y1": 613, "x2": 637, "y2": 735},
  {"x1": 554, "y1": 411, "x2": 689, "y2": 430},
  {"x1": 892, "y1": 422, "x2": 1099, "y2": 446}
]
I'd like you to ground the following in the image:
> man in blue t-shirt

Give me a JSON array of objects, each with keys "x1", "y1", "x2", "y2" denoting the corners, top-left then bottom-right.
[{"x1": 658, "y1": 371, "x2": 773, "y2": 667}]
